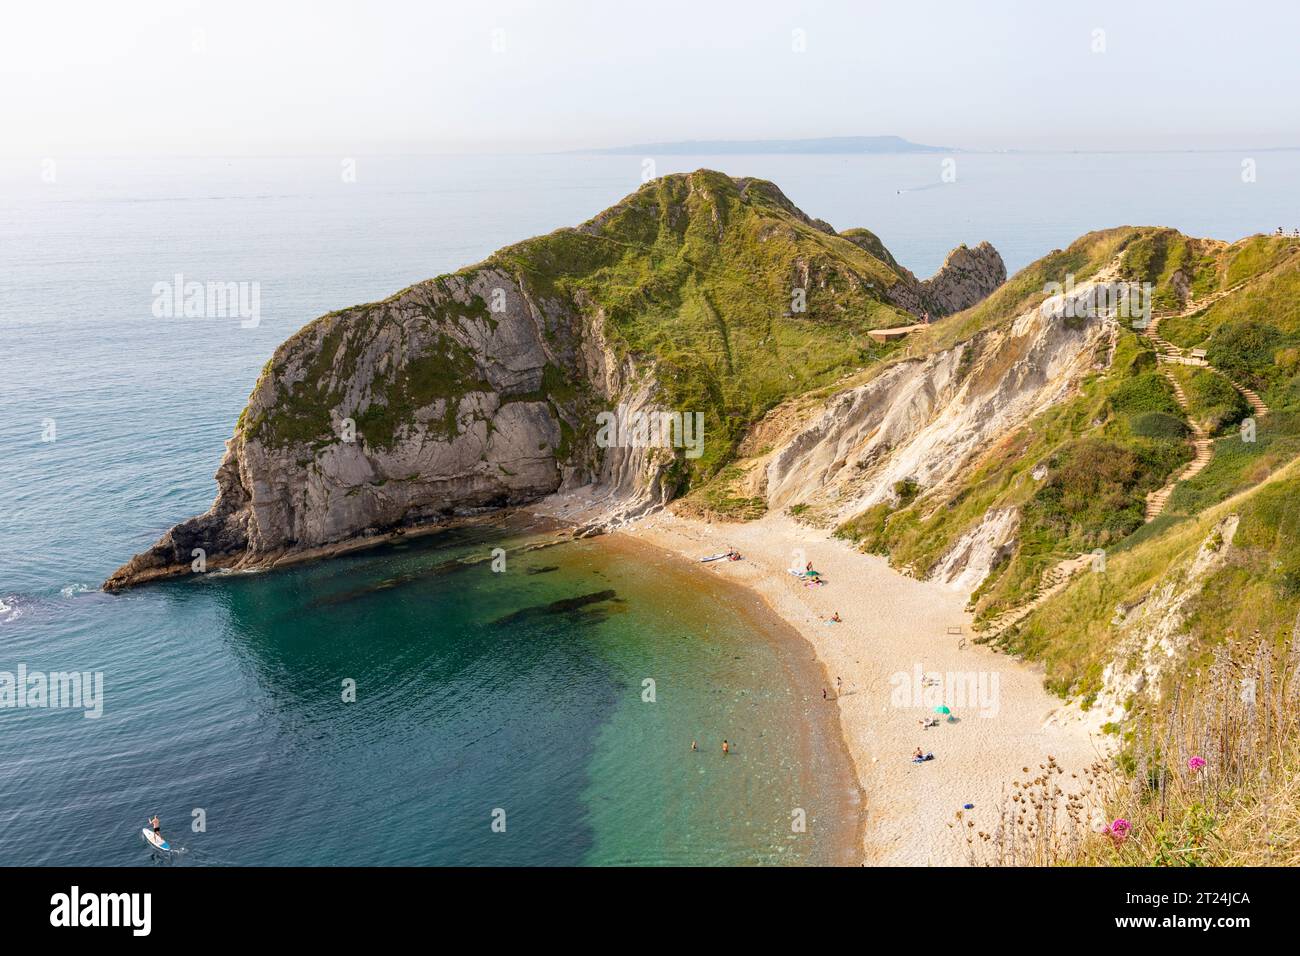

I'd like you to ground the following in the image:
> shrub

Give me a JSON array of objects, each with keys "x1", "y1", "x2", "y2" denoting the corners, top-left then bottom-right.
[
  {"x1": 1206, "y1": 321, "x2": 1284, "y2": 389},
  {"x1": 1024, "y1": 437, "x2": 1184, "y2": 549},
  {"x1": 1110, "y1": 371, "x2": 1182, "y2": 417},
  {"x1": 893, "y1": 477, "x2": 920, "y2": 505},
  {"x1": 1186, "y1": 370, "x2": 1251, "y2": 435},
  {"x1": 1129, "y1": 411, "x2": 1190, "y2": 441}
]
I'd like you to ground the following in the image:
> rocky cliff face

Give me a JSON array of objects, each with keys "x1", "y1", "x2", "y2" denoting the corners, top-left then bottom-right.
[
  {"x1": 105, "y1": 170, "x2": 1006, "y2": 590},
  {"x1": 764, "y1": 278, "x2": 1116, "y2": 527},
  {"x1": 106, "y1": 268, "x2": 600, "y2": 588},
  {"x1": 871, "y1": 240, "x2": 1007, "y2": 319},
  {"x1": 917, "y1": 242, "x2": 1007, "y2": 316},
  {"x1": 1087, "y1": 515, "x2": 1241, "y2": 726}
]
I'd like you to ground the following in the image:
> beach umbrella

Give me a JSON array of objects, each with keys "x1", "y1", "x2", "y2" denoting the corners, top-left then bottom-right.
[{"x1": 933, "y1": 705, "x2": 951, "y2": 715}]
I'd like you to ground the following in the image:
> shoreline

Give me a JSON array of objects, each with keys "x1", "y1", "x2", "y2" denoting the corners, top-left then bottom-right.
[
  {"x1": 573, "y1": 503, "x2": 1107, "y2": 865},
  {"x1": 588, "y1": 529, "x2": 869, "y2": 867},
  {"x1": 102, "y1": 488, "x2": 1103, "y2": 865}
]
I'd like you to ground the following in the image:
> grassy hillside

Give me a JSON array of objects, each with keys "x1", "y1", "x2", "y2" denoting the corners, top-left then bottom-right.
[
  {"x1": 982, "y1": 466, "x2": 1300, "y2": 867},
  {"x1": 1001, "y1": 235, "x2": 1300, "y2": 700},
  {"x1": 249, "y1": 171, "x2": 951, "y2": 490},
  {"x1": 1142, "y1": 235, "x2": 1300, "y2": 406},
  {"x1": 958, "y1": 240, "x2": 1300, "y2": 875},
  {"x1": 491, "y1": 171, "x2": 923, "y2": 479},
  {"x1": 833, "y1": 229, "x2": 1300, "y2": 630},
  {"x1": 836, "y1": 329, "x2": 1193, "y2": 619}
]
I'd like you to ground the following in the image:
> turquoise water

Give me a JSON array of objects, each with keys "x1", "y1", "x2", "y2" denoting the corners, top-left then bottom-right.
[
  {"x1": 0, "y1": 513, "x2": 858, "y2": 865},
  {"x1": 2, "y1": 151, "x2": 1298, "y2": 865}
]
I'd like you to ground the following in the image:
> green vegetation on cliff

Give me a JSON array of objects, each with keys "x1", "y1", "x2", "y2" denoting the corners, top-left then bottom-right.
[
  {"x1": 490, "y1": 171, "x2": 922, "y2": 479},
  {"x1": 958, "y1": 233, "x2": 1300, "y2": 704},
  {"x1": 837, "y1": 324, "x2": 1192, "y2": 621},
  {"x1": 244, "y1": 171, "x2": 953, "y2": 488},
  {"x1": 836, "y1": 230, "x2": 1300, "y2": 672}
]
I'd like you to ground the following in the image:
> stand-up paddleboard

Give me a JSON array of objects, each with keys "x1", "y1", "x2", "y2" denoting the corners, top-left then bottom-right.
[{"x1": 142, "y1": 827, "x2": 171, "y2": 852}]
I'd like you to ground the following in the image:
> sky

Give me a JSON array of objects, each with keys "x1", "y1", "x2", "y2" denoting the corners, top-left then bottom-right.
[{"x1": 3, "y1": 0, "x2": 1298, "y2": 156}]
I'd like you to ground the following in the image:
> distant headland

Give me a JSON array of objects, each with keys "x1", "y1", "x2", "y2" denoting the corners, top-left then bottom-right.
[{"x1": 571, "y1": 135, "x2": 950, "y2": 155}]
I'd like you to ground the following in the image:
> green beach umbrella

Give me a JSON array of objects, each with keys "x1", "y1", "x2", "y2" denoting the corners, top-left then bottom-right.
[{"x1": 934, "y1": 705, "x2": 951, "y2": 715}]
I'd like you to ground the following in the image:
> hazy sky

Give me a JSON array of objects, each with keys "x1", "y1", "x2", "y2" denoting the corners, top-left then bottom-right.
[{"x1": 4, "y1": 0, "x2": 1297, "y2": 155}]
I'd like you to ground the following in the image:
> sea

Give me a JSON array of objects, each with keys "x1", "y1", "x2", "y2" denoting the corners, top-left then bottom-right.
[{"x1": 2, "y1": 149, "x2": 1297, "y2": 864}]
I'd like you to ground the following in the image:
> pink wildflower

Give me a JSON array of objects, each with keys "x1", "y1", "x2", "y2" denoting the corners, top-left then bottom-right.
[{"x1": 1103, "y1": 818, "x2": 1131, "y2": 844}]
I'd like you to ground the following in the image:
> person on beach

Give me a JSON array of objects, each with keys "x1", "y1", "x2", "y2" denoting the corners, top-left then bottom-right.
[
  {"x1": 830, "y1": 611, "x2": 842, "y2": 623},
  {"x1": 836, "y1": 677, "x2": 842, "y2": 695},
  {"x1": 722, "y1": 739, "x2": 730, "y2": 755},
  {"x1": 822, "y1": 688, "x2": 827, "y2": 700},
  {"x1": 913, "y1": 748, "x2": 924, "y2": 760}
]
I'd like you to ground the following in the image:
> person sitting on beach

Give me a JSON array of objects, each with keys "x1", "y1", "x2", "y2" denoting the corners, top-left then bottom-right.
[
  {"x1": 913, "y1": 748, "x2": 924, "y2": 760},
  {"x1": 830, "y1": 611, "x2": 842, "y2": 623}
]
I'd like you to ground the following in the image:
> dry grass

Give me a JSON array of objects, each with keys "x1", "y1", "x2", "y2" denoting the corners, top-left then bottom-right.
[{"x1": 965, "y1": 632, "x2": 1300, "y2": 865}]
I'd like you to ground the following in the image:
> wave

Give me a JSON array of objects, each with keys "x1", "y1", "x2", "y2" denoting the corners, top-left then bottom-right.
[{"x1": 0, "y1": 596, "x2": 22, "y2": 623}]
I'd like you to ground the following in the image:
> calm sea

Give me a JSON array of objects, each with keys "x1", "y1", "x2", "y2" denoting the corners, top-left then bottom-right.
[{"x1": 1, "y1": 150, "x2": 1297, "y2": 864}]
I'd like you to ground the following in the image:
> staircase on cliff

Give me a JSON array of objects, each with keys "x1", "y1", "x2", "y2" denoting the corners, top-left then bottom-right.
[
  {"x1": 1133, "y1": 282, "x2": 1283, "y2": 522},
  {"x1": 1143, "y1": 368, "x2": 1215, "y2": 521},
  {"x1": 974, "y1": 553, "x2": 1095, "y2": 641},
  {"x1": 1143, "y1": 283, "x2": 1273, "y2": 416}
]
